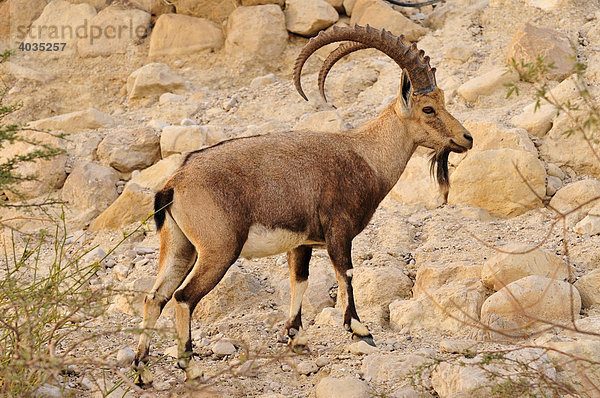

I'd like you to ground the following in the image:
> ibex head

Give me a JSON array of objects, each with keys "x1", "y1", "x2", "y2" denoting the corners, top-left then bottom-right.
[{"x1": 294, "y1": 25, "x2": 473, "y2": 196}]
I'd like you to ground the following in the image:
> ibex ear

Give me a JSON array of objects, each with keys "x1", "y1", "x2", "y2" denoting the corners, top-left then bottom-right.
[{"x1": 396, "y1": 69, "x2": 413, "y2": 116}]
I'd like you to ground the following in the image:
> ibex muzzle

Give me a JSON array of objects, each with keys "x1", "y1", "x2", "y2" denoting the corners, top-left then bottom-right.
[{"x1": 134, "y1": 24, "x2": 472, "y2": 383}]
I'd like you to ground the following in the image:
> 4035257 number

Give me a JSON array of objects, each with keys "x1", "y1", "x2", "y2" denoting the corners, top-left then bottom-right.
[{"x1": 18, "y1": 42, "x2": 66, "y2": 52}]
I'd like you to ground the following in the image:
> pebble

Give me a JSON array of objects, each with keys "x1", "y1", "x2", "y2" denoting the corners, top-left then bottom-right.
[
  {"x1": 212, "y1": 341, "x2": 236, "y2": 357},
  {"x1": 153, "y1": 381, "x2": 171, "y2": 391},
  {"x1": 134, "y1": 246, "x2": 155, "y2": 255},
  {"x1": 146, "y1": 119, "x2": 169, "y2": 130},
  {"x1": 315, "y1": 356, "x2": 329, "y2": 368},
  {"x1": 116, "y1": 347, "x2": 135, "y2": 367},
  {"x1": 296, "y1": 361, "x2": 318, "y2": 375},
  {"x1": 112, "y1": 263, "x2": 131, "y2": 281},
  {"x1": 180, "y1": 118, "x2": 196, "y2": 126},
  {"x1": 134, "y1": 258, "x2": 150, "y2": 267},
  {"x1": 348, "y1": 340, "x2": 378, "y2": 355}
]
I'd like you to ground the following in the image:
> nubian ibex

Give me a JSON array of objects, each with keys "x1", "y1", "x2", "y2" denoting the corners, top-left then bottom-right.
[{"x1": 134, "y1": 25, "x2": 473, "y2": 380}]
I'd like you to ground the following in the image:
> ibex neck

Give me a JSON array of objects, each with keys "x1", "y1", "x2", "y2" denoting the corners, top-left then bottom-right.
[{"x1": 351, "y1": 103, "x2": 418, "y2": 193}]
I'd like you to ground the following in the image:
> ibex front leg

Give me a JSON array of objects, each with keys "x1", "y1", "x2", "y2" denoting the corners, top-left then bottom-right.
[
  {"x1": 326, "y1": 232, "x2": 375, "y2": 346},
  {"x1": 282, "y1": 246, "x2": 311, "y2": 350}
]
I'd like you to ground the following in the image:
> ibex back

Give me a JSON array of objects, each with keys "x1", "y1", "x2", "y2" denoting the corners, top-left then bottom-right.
[{"x1": 134, "y1": 25, "x2": 473, "y2": 382}]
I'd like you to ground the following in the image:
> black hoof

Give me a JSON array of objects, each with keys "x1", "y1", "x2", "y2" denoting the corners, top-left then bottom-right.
[{"x1": 352, "y1": 333, "x2": 376, "y2": 347}]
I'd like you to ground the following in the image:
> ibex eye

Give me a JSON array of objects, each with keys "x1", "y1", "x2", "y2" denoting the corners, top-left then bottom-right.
[{"x1": 422, "y1": 106, "x2": 434, "y2": 114}]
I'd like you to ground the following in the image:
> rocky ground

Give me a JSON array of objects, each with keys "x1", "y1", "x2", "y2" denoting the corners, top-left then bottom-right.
[{"x1": 1, "y1": 0, "x2": 600, "y2": 397}]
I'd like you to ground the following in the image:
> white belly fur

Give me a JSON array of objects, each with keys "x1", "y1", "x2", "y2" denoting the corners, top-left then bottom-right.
[{"x1": 240, "y1": 224, "x2": 309, "y2": 259}]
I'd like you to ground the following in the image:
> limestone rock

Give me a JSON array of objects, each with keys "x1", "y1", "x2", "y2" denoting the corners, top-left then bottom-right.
[
  {"x1": 284, "y1": 0, "x2": 338, "y2": 37},
  {"x1": 25, "y1": 0, "x2": 97, "y2": 56},
  {"x1": 348, "y1": 340, "x2": 377, "y2": 355},
  {"x1": 540, "y1": 112, "x2": 600, "y2": 177},
  {"x1": 431, "y1": 361, "x2": 489, "y2": 397},
  {"x1": 77, "y1": 6, "x2": 150, "y2": 57},
  {"x1": 352, "y1": 266, "x2": 412, "y2": 323},
  {"x1": 160, "y1": 125, "x2": 225, "y2": 157},
  {"x1": 546, "y1": 340, "x2": 600, "y2": 396},
  {"x1": 448, "y1": 149, "x2": 547, "y2": 218},
  {"x1": 413, "y1": 262, "x2": 482, "y2": 298},
  {"x1": 314, "y1": 307, "x2": 343, "y2": 327},
  {"x1": 444, "y1": 44, "x2": 474, "y2": 62},
  {"x1": 343, "y1": 0, "x2": 357, "y2": 15},
  {"x1": 278, "y1": 265, "x2": 336, "y2": 321},
  {"x1": 225, "y1": 5, "x2": 288, "y2": 61},
  {"x1": 0, "y1": 62, "x2": 54, "y2": 83},
  {"x1": 574, "y1": 269, "x2": 600, "y2": 308},
  {"x1": 296, "y1": 361, "x2": 318, "y2": 375},
  {"x1": 212, "y1": 341, "x2": 235, "y2": 357},
  {"x1": 510, "y1": 103, "x2": 558, "y2": 137},
  {"x1": 149, "y1": 14, "x2": 223, "y2": 57},
  {"x1": 361, "y1": 353, "x2": 428, "y2": 382},
  {"x1": 458, "y1": 67, "x2": 518, "y2": 102},
  {"x1": 1, "y1": 0, "x2": 48, "y2": 48},
  {"x1": 126, "y1": 63, "x2": 186, "y2": 100},
  {"x1": 61, "y1": 162, "x2": 119, "y2": 217},
  {"x1": 324, "y1": 0, "x2": 344, "y2": 12},
  {"x1": 116, "y1": 347, "x2": 135, "y2": 367},
  {"x1": 97, "y1": 127, "x2": 160, "y2": 172},
  {"x1": 89, "y1": 155, "x2": 183, "y2": 230},
  {"x1": 506, "y1": 23, "x2": 575, "y2": 81},
  {"x1": 315, "y1": 376, "x2": 369, "y2": 398},
  {"x1": 548, "y1": 179, "x2": 600, "y2": 227},
  {"x1": 390, "y1": 280, "x2": 486, "y2": 334},
  {"x1": 110, "y1": 277, "x2": 154, "y2": 316},
  {"x1": 194, "y1": 265, "x2": 262, "y2": 322},
  {"x1": 172, "y1": 0, "x2": 236, "y2": 22},
  {"x1": 391, "y1": 156, "x2": 446, "y2": 210},
  {"x1": 294, "y1": 111, "x2": 349, "y2": 133},
  {"x1": 480, "y1": 275, "x2": 581, "y2": 339},
  {"x1": 350, "y1": 0, "x2": 427, "y2": 42},
  {"x1": 574, "y1": 204, "x2": 600, "y2": 236},
  {"x1": 481, "y1": 243, "x2": 569, "y2": 291},
  {"x1": 546, "y1": 175, "x2": 562, "y2": 196},
  {"x1": 462, "y1": 121, "x2": 536, "y2": 153},
  {"x1": 31, "y1": 108, "x2": 115, "y2": 133},
  {"x1": 242, "y1": 0, "x2": 284, "y2": 4}
]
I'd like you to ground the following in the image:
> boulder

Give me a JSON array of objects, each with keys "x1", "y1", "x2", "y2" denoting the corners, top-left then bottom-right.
[
  {"x1": 149, "y1": 14, "x2": 223, "y2": 57},
  {"x1": 126, "y1": 63, "x2": 186, "y2": 100},
  {"x1": 61, "y1": 162, "x2": 119, "y2": 217},
  {"x1": 284, "y1": 0, "x2": 338, "y2": 37},
  {"x1": 160, "y1": 125, "x2": 226, "y2": 157},
  {"x1": 458, "y1": 67, "x2": 518, "y2": 102},
  {"x1": 548, "y1": 179, "x2": 600, "y2": 227},
  {"x1": 480, "y1": 275, "x2": 581, "y2": 339},
  {"x1": 481, "y1": 243, "x2": 569, "y2": 291},
  {"x1": 194, "y1": 265, "x2": 262, "y2": 322},
  {"x1": 242, "y1": 0, "x2": 284, "y2": 4},
  {"x1": 574, "y1": 269, "x2": 600, "y2": 308},
  {"x1": 506, "y1": 23, "x2": 575, "y2": 81},
  {"x1": 225, "y1": 5, "x2": 288, "y2": 61},
  {"x1": 352, "y1": 266, "x2": 412, "y2": 323},
  {"x1": 413, "y1": 262, "x2": 482, "y2": 298},
  {"x1": 540, "y1": 111, "x2": 600, "y2": 177},
  {"x1": 97, "y1": 127, "x2": 160, "y2": 172},
  {"x1": 389, "y1": 280, "x2": 486, "y2": 334},
  {"x1": 448, "y1": 149, "x2": 547, "y2": 218},
  {"x1": 89, "y1": 154, "x2": 182, "y2": 230},
  {"x1": 315, "y1": 377, "x2": 369, "y2": 398},
  {"x1": 64, "y1": 131, "x2": 102, "y2": 161},
  {"x1": 77, "y1": 6, "x2": 150, "y2": 57},
  {"x1": 343, "y1": 0, "x2": 357, "y2": 15},
  {"x1": 3, "y1": 0, "x2": 48, "y2": 47},
  {"x1": 350, "y1": 0, "x2": 427, "y2": 42},
  {"x1": 293, "y1": 111, "x2": 349, "y2": 133},
  {"x1": 574, "y1": 203, "x2": 600, "y2": 236},
  {"x1": 30, "y1": 108, "x2": 115, "y2": 133},
  {"x1": 462, "y1": 120, "x2": 536, "y2": 153},
  {"x1": 171, "y1": 0, "x2": 236, "y2": 22},
  {"x1": 361, "y1": 353, "x2": 428, "y2": 383},
  {"x1": 25, "y1": 0, "x2": 97, "y2": 56},
  {"x1": 510, "y1": 103, "x2": 558, "y2": 137},
  {"x1": 391, "y1": 156, "x2": 446, "y2": 210},
  {"x1": 546, "y1": 340, "x2": 600, "y2": 397}
]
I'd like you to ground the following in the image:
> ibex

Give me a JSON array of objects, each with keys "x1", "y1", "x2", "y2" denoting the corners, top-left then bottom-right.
[{"x1": 134, "y1": 25, "x2": 473, "y2": 380}]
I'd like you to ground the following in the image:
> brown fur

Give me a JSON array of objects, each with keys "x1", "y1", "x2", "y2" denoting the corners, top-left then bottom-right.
[{"x1": 135, "y1": 79, "x2": 473, "y2": 380}]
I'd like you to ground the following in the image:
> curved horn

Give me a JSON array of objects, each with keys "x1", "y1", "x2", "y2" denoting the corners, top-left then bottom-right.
[
  {"x1": 318, "y1": 42, "x2": 369, "y2": 102},
  {"x1": 294, "y1": 24, "x2": 437, "y2": 101}
]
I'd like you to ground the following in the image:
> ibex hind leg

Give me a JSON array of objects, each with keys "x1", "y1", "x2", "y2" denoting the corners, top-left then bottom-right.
[
  {"x1": 134, "y1": 212, "x2": 196, "y2": 385},
  {"x1": 172, "y1": 242, "x2": 241, "y2": 378},
  {"x1": 280, "y1": 246, "x2": 311, "y2": 352},
  {"x1": 326, "y1": 231, "x2": 375, "y2": 347}
]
